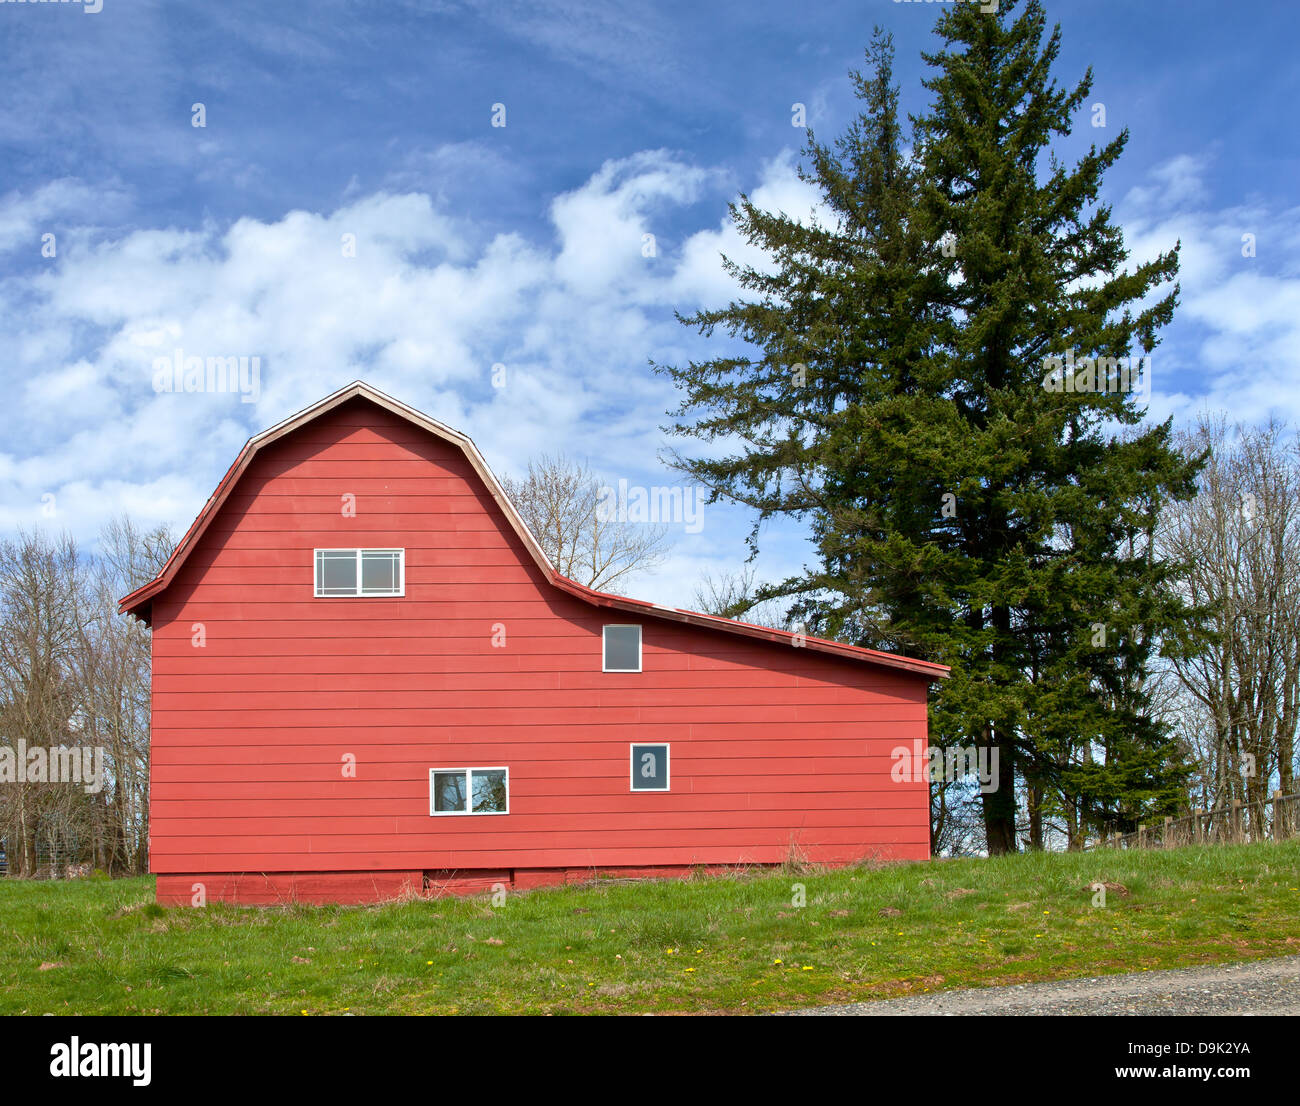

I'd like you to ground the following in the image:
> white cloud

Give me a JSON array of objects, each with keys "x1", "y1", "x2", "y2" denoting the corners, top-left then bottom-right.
[
  {"x1": 671, "y1": 149, "x2": 824, "y2": 306},
  {"x1": 1122, "y1": 153, "x2": 1212, "y2": 214},
  {"x1": 0, "y1": 178, "x2": 128, "y2": 254},
  {"x1": 550, "y1": 150, "x2": 724, "y2": 297},
  {"x1": 1119, "y1": 154, "x2": 1300, "y2": 427}
]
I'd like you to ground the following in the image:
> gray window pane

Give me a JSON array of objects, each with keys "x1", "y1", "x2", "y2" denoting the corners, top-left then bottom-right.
[
  {"x1": 631, "y1": 745, "x2": 668, "y2": 790},
  {"x1": 317, "y1": 551, "x2": 357, "y2": 595},
  {"x1": 361, "y1": 551, "x2": 399, "y2": 593},
  {"x1": 604, "y1": 625, "x2": 641, "y2": 671},
  {"x1": 433, "y1": 771, "x2": 467, "y2": 812},
  {"x1": 471, "y1": 770, "x2": 507, "y2": 813}
]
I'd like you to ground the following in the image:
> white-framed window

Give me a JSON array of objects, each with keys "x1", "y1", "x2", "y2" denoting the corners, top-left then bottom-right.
[
  {"x1": 603, "y1": 624, "x2": 642, "y2": 672},
  {"x1": 314, "y1": 548, "x2": 404, "y2": 597},
  {"x1": 429, "y1": 767, "x2": 509, "y2": 815},
  {"x1": 630, "y1": 743, "x2": 670, "y2": 792}
]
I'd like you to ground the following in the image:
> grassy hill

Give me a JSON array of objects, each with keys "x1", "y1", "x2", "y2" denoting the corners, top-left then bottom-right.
[{"x1": 4, "y1": 841, "x2": 1298, "y2": 1015}]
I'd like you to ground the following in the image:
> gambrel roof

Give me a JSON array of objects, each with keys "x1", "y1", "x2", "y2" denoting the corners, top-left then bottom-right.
[{"x1": 120, "y1": 381, "x2": 949, "y2": 680}]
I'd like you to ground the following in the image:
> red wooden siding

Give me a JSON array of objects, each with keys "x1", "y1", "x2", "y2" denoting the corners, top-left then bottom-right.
[{"x1": 145, "y1": 394, "x2": 934, "y2": 902}]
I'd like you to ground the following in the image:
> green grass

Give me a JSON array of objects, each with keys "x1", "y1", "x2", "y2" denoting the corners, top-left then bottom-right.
[{"x1": 3, "y1": 842, "x2": 1299, "y2": 1015}]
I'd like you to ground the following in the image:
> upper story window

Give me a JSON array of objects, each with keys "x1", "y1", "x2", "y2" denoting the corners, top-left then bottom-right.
[
  {"x1": 314, "y1": 549, "x2": 404, "y2": 597},
  {"x1": 603, "y1": 624, "x2": 642, "y2": 672}
]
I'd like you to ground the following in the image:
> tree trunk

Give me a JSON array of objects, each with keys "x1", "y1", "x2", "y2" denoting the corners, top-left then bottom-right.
[
  {"x1": 1027, "y1": 779, "x2": 1044, "y2": 850},
  {"x1": 929, "y1": 776, "x2": 944, "y2": 855},
  {"x1": 22, "y1": 808, "x2": 38, "y2": 877},
  {"x1": 981, "y1": 723, "x2": 1017, "y2": 854}
]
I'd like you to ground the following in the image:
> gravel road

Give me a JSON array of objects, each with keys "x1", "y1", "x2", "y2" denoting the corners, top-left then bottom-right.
[{"x1": 782, "y1": 955, "x2": 1300, "y2": 1015}]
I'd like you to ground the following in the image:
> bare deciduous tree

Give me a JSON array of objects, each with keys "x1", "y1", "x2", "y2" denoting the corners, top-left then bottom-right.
[
  {"x1": 75, "y1": 517, "x2": 173, "y2": 873},
  {"x1": 500, "y1": 453, "x2": 666, "y2": 593},
  {"x1": 1157, "y1": 417, "x2": 1300, "y2": 826},
  {"x1": 0, "y1": 531, "x2": 87, "y2": 877},
  {"x1": 691, "y1": 565, "x2": 790, "y2": 629},
  {"x1": 0, "y1": 518, "x2": 172, "y2": 879}
]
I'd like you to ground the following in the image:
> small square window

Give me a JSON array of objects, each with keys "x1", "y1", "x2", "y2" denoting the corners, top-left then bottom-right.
[
  {"x1": 603, "y1": 624, "x2": 642, "y2": 672},
  {"x1": 630, "y1": 744, "x2": 669, "y2": 791},
  {"x1": 430, "y1": 767, "x2": 509, "y2": 815}
]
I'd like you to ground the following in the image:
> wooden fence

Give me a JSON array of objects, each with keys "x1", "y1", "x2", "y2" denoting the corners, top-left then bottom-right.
[{"x1": 1092, "y1": 789, "x2": 1300, "y2": 850}]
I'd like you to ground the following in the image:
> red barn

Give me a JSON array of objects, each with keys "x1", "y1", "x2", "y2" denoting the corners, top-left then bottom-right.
[{"x1": 121, "y1": 382, "x2": 948, "y2": 905}]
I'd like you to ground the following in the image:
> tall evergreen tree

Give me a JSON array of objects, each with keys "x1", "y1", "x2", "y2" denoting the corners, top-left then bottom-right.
[{"x1": 658, "y1": 3, "x2": 1200, "y2": 853}]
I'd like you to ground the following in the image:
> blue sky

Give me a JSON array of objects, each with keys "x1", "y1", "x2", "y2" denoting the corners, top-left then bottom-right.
[{"x1": 1, "y1": 0, "x2": 1297, "y2": 607}]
